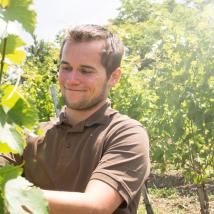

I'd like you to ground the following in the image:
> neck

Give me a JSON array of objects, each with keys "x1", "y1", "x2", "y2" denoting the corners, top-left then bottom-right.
[{"x1": 65, "y1": 100, "x2": 107, "y2": 126}]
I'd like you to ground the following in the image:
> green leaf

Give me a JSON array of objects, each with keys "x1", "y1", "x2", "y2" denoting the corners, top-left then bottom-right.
[
  {"x1": 0, "y1": 142, "x2": 16, "y2": 154},
  {"x1": 0, "y1": 194, "x2": 4, "y2": 214},
  {"x1": 0, "y1": 123, "x2": 25, "y2": 155},
  {"x1": 0, "y1": 106, "x2": 6, "y2": 125},
  {"x1": 0, "y1": 35, "x2": 26, "y2": 66},
  {"x1": 1, "y1": 85, "x2": 27, "y2": 112},
  {"x1": 7, "y1": 98, "x2": 38, "y2": 128},
  {"x1": 4, "y1": 176, "x2": 48, "y2": 214},
  {"x1": 0, "y1": 164, "x2": 23, "y2": 190},
  {"x1": 152, "y1": 146, "x2": 164, "y2": 163},
  {"x1": 0, "y1": 35, "x2": 26, "y2": 55},
  {"x1": 6, "y1": 50, "x2": 26, "y2": 65},
  {"x1": 1, "y1": 0, "x2": 36, "y2": 35},
  {"x1": 1, "y1": 85, "x2": 38, "y2": 128}
]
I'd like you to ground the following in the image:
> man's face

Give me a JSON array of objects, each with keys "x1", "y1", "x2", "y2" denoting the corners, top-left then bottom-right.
[{"x1": 58, "y1": 40, "x2": 110, "y2": 110}]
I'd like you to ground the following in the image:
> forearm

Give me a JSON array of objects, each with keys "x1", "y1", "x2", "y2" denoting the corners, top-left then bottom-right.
[{"x1": 43, "y1": 190, "x2": 101, "y2": 214}]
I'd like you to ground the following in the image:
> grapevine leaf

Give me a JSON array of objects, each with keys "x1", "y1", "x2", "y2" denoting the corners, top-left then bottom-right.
[
  {"x1": 0, "y1": 142, "x2": 16, "y2": 154},
  {"x1": 0, "y1": 164, "x2": 23, "y2": 190},
  {"x1": 4, "y1": 176, "x2": 49, "y2": 214},
  {"x1": 0, "y1": 194, "x2": 4, "y2": 214},
  {"x1": 1, "y1": 85, "x2": 20, "y2": 112},
  {"x1": 0, "y1": 105, "x2": 6, "y2": 125},
  {"x1": 0, "y1": 35, "x2": 26, "y2": 55},
  {"x1": 0, "y1": 0, "x2": 10, "y2": 9},
  {"x1": 1, "y1": 0, "x2": 36, "y2": 35},
  {"x1": 6, "y1": 50, "x2": 26, "y2": 65},
  {"x1": 1, "y1": 85, "x2": 27, "y2": 112},
  {"x1": 1, "y1": 85, "x2": 38, "y2": 128},
  {"x1": 0, "y1": 123, "x2": 25, "y2": 155},
  {"x1": 7, "y1": 98, "x2": 38, "y2": 128}
]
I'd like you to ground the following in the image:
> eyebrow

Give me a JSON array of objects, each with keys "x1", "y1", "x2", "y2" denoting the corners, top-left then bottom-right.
[
  {"x1": 60, "y1": 61, "x2": 96, "y2": 71},
  {"x1": 80, "y1": 65, "x2": 96, "y2": 71},
  {"x1": 60, "y1": 60, "x2": 70, "y2": 65}
]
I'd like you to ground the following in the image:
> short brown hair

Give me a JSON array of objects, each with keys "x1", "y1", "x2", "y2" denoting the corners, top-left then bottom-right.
[{"x1": 60, "y1": 24, "x2": 124, "y2": 77}]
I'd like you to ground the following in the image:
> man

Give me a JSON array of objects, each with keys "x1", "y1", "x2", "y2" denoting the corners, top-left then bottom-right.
[{"x1": 2, "y1": 25, "x2": 150, "y2": 214}]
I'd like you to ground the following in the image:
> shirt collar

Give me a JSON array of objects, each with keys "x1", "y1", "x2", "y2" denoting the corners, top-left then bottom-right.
[
  {"x1": 85, "y1": 99, "x2": 117, "y2": 127},
  {"x1": 56, "y1": 99, "x2": 117, "y2": 130}
]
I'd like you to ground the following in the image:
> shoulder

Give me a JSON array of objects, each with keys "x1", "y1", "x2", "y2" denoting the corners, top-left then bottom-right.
[
  {"x1": 109, "y1": 109, "x2": 143, "y2": 126},
  {"x1": 104, "y1": 110, "x2": 149, "y2": 153},
  {"x1": 108, "y1": 110, "x2": 148, "y2": 138}
]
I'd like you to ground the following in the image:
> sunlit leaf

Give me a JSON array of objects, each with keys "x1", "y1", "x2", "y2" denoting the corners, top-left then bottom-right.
[
  {"x1": 1, "y1": 85, "x2": 27, "y2": 112},
  {"x1": 1, "y1": 0, "x2": 36, "y2": 35},
  {"x1": 2, "y1": 61, "x2": 9, "y2": 73},
  {"x1": 4, "y1": 176, "x2": 48, "y2": 214},
  {"x1": 0, "y1": 123, "x2": 25, "y2": 155},
  {"x1": 0, "y1": 142, "x2": 16, "y2": 154},
  {"x1": 0, "y1": 0, "x2": 10, "y2": 9},
  {"x1": 1, "y1": 85, "x2": 38, "y2": 127},
  {"x1": 6, "y1": 50, "x2": 26, "y2": 65},
  {"x1": 0, "y1": 35, "x2": 26, "y2": 55}
]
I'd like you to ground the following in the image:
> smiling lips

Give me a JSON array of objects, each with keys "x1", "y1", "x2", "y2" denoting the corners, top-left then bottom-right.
[{"x1": 64, "y1": 87, "x2": 86, "y2": 92}]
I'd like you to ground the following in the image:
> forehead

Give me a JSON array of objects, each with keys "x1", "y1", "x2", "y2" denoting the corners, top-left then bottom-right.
[
  {"x1": 60, "y1": 41, "x2": 107, "y2": 71},
  {"x1": 62, "y1": 40, "x2": 105, "y2": 57}
]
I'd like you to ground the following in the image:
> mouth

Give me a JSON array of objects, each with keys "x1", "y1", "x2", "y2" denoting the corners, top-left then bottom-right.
[{"x1": 64, "y1": 87, "x2": 85, "y2": 92}]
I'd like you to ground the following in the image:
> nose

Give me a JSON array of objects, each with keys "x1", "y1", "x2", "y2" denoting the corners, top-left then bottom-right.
[{"x1": 67, "y1": 70, "x2": 81, "y2": 85}]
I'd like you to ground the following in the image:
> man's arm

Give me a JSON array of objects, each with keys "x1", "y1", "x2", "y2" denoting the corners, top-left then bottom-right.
[{"x1": 43, "y1": 179, "x2": 123, "y2": 214}]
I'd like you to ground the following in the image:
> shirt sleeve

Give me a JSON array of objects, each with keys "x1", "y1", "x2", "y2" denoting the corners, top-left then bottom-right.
[{"x1": 90, "y1": 123, "x2": 150, "y2": 207}]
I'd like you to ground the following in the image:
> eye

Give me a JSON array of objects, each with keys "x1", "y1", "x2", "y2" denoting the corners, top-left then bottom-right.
[
  {"x1": 79, "y1": 68, "x2": 92, "y2": 74},
  {"x1": 60, "y1": 65, "x2": 72, "y2": 72}
]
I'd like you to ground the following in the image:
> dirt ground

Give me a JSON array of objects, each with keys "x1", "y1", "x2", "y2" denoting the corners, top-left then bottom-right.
[{"x1": 140, "y1": 172, "x2": 214, "y2": 214}]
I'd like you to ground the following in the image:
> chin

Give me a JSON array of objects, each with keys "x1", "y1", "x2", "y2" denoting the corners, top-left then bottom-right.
[{"x1": 66, "y1": 101, "x2": 102, "y2": 111}]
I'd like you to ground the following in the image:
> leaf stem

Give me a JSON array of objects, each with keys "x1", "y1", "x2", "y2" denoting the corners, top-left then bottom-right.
[{"x1": 0, "y1": 37, "x2": 8, "y2": 85}]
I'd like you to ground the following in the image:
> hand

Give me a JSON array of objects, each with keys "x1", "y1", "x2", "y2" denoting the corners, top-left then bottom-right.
[{"x1": 23, "y1": 128, "x2": 38, "y2": 144}]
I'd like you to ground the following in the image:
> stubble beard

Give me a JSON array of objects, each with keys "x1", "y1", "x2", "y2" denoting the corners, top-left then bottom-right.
[{"x1": 62, "y1": 85, "x2": 108, "y2": 111}]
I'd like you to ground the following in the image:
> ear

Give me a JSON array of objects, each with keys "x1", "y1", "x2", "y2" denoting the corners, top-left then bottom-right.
[{"x1": 108, "y1": 67, "x2": 122, "y2": 88}]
